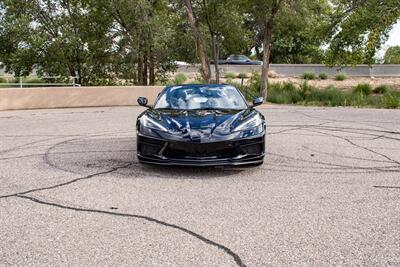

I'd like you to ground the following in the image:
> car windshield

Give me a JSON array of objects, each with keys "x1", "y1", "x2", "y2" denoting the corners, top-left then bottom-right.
[
  {"x1": 229, "y1": 55, "x2": 249, "y2": 61},
  {"x1": 154, "y1": 85, "x2": 248, "y2": 110}
]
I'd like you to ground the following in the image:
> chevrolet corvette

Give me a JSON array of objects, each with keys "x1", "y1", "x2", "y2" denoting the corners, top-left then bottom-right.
[{"x1": 136, "y1": 84, "x2": 266, "y2": 166}]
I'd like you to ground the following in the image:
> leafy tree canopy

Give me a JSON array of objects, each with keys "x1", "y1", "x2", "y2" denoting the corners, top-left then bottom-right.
[
  {"x1": 384, "y1": 46, "x2": 400, "y2": 64},
  {"x1": 0, "y1": 0, "x2": 399, "y2": 86}
]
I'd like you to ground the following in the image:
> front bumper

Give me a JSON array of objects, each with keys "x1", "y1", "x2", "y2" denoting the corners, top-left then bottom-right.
[{"x1": 137, "y1": 134, "x2": 265, "y2": 166}]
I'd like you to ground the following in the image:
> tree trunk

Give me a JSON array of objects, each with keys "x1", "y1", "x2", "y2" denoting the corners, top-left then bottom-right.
[
  {"x1": 260, "y1": 22, "x2": 273, "y2": 100},
  {"x1": 138, "y1": 55, "x2": 143, "y2": 85},
  {"x1": 212, "y1": 34, "x2": 220, "y2": 84},
  {"x1": 76, "y1": 68, "x2": 83, "y2": 86},
  {"x1": 182, "y1": 0, "x2": 211, "y2": 83},
  {"x1": 149, "y1": 54, "x2": 155, "y2": 86},
  {"x1": 143, "y1": 53, "x2": 148, "y2": 86}
]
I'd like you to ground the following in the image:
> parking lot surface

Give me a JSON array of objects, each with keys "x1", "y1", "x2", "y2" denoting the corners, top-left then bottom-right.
[{"x1": 1, "y1": 106, "x2": 399, "y2": 266}]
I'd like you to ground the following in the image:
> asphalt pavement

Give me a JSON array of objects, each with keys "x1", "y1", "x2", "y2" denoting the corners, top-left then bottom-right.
[{"x1": 1, "y1": 105, "x2": 399, "y2": 266}]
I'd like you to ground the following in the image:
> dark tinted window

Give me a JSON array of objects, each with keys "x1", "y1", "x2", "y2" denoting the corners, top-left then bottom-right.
[{"x1": 154, "y1": 85, "x2": 247, "y2": 110}]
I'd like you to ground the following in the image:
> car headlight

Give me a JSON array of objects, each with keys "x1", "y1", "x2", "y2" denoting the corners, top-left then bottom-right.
[
  {"x1": 234, "y1": 115, "x2": 263, "y2": 132},
  {"x1": 234, "y1": 115, "x2": 264, "y2": 138},
  {"x1": 141, "y1": 115, "x2": 168, "y2": 132}
]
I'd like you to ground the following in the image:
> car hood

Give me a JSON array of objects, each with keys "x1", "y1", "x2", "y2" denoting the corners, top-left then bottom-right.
[{"x1": 140, "y1": 108, "x2": 262, "y2": 142}]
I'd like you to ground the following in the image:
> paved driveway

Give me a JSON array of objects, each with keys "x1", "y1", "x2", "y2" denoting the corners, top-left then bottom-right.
[{"x1": 1, "y1": 106, "x2": 399, "y2": 266}]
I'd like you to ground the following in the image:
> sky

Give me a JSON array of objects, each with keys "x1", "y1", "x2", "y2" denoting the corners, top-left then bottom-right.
[{"x1": 378, "y1": 20, "x2": 400, "y2": 59}]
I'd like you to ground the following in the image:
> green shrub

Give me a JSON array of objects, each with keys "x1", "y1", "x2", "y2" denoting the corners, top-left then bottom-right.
[
  {"x1": 166, "y1": 80, "x2": 175, "y2": 86},
  {"x1": 373, "y1": 85, "x2": 390, "y2": 94},
  {"x1": 335, "y1": 72, "x2": 346, "y2": 81},
  {"x1": 299, "y1": 81, "x2": 314, "y2": 98},
  {"x1": 305, "y1": 86, "x2": 346, "y2": 106},
  {"x1": 318, "y1": 72, "x2": 328, "y2": 80},
  {"x1": 225, "y1": 72, "x2": 236, "y2": 79},
  {"x1": 352, "y1": 83, "x2": 372, "y2": 96},
  {"x1": 226, "y1": 78, "x2": 241, "y2": 89},
  {"x1": 301, "y1": 72, "x2": 316, "y2": 80},
  {"x1": 346, "y1": 92, "x2": 368, "y2": 107},
  {"x1": 237, "y1": 73, "x2": 248, "y2": 79},
  {"x1": 155, "y1": 78, "x2": 176, "y2": 86},
  {"x1": 174, "y1": 73, "x2": 187, "y2": 85},
  {"x1": 0, "y1": 77, "x2": 6, "y2": 83},
  {"x1": 268, "y1": 82, "x2": 303, "y2": 104},
  {"x1": 383, "y1": 92, "x2": 400, "y2": 108},
  {"x1": 24, "y1": 78, "x2": 46, "y2": 84},
  {"x1": 247, "y1": 71, "x2": 261, "y2": 92},
  {"x1": 190, "y1": 80, "x2": 202, "y2": 84},
  {"x1": 366, "y1": 95, "x2": 384, "y2": 108}
]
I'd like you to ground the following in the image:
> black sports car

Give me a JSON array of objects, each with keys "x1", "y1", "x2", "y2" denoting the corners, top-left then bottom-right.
[{"x1": 136, "y1": 84, "x2": 266, "y2": 166}]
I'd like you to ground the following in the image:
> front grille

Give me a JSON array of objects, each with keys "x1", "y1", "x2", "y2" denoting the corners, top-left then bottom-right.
[
  {"x1": 240, "y1": 143, "x2": 263, "y2": 155},
  {"x1": 164, "y1": 142, "x2": 237, "y2": 159},
  {"x1": 140, "y1": 143, "x2": 162, "y2": 156},
  {"x1": 138, "y1": 135, "x2": 264, "y2": 160},
  {"x1": 137, "y1": 136, "x2": 164, "y2": 156}
]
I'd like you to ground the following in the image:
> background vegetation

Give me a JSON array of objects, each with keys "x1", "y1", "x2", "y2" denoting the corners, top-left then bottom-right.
[
  {"x1": 229, "y1": 72, "x2": 400, "y2": 109},
  {"x1": 0, "y1": 0, "x2": 399, "y2": 97}
]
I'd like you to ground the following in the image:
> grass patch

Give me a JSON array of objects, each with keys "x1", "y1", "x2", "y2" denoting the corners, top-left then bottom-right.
[
  {"x1": 373, "y1": 85, "x2": 390, "y2": 94},
  {"x1": 263, "y1": 81, "x2": 400, "y2": 109},
  {"x1": 24, "y1": 78, "x2": 47, "y2": 84},
  {"x1": 301, "y1": 72, "x2": 316, "y2": 80},
  {"x1": 237, "y1": 73, "x2": 248, "y2": 79},
  {"x1": 352, "y1": 83, "x2": 372, "y2": 96},
  {"x1": 226, "y1": 78, "x2": 241, "y2": 89},
  {"x1": 174, "y1": 73, "x2": 187, "y2": 85},
  {"x1": 335, "y1": 72, "x2": 346, "y2": 81},
  {"x1": 190, "y1": 80, "x2": 203, "y2": 84},
  {"x1": 268, "y1": 82, "x2": 303, "y2": 104},
  {"x1": 225, "y1": 72, "x2": 237, "y2": 79},
  {"x1": 318, "y1": 72, "x2": 328, "y2": 80},
  {"x1": 383, "y1": 92, "x2": 400, "y2": 108},
  {"x1": 305, "y1": 86, "x2": 346, "y2": 106}
]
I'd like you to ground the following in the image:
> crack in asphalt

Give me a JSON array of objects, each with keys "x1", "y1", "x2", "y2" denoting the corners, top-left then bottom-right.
[
  {"x1": 269, "y1": 123, "x2": 400, "y2": 136},
  {"x1": 292, "y1": 109, "x2": 400, "y2": 133},
  {"x1": 267, "y1": 152, "x2": 400, "y2": 173},
  {"x1": 301, "y1": 144, "x2": 395, "y2": 164},
  {"x1": 0, "y1": 149, "x2": 136, "y2": 161},
  {"x1": 3, "y1": 107, "x2": 400, "y2": 266},
  {"x1": 0, "y1": 136, "x2": 64, "y2": 154},
  {"x1": 343, "y1": 138, "x2": 400, "y2": 166},
  {"x1": 0, "y1": 163, "x2": 133, "y2": 199},
  {"x1": 16, "y1": 195, "x2": 247, "y2": 267},
  {"x1": 267, "y1": 122, "x2": 330, "y2": 136},
  {"x1": 309, "y1": 129, "x2": 400, "y2": 166},
  {"x1": 1, "y1": 151, "x2": 248, "y2": 266}
]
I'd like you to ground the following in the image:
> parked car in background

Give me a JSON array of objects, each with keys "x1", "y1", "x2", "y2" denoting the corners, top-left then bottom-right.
[{"x1": 212, "y1": 55, "x2": 262, "y2": 65}]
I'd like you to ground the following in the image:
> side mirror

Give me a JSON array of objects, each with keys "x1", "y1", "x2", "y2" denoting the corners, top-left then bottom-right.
[
  {"x1": 137, "y1": 97, "x2": 150, "y2": 107},
  {"x1": 252, "y1": 97, "x2": 264, "y2": 107}
]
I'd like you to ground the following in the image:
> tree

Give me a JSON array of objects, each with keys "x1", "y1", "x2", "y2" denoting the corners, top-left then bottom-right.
[
  {"x1": 98, "y1": 0, "x2": 177, "y2": 86},
  {"x1": 325, "y1": 0, "x2": 400, "y2": 66},
  {"x1": 268, "y1": 1, "x2": 331, "y2": 64},
  {"x1": 384, "y1": 46, "x2": 400, "y2": 64},
  {"x1": 0, "y1": 0, "x2": 113, "y2": 85},
  {"x1": 181, "y1": 0, "x2": 211, "y2": 83},
  {"x1": 244, "y1": 0, "x2": 287, "y2": 100},
  {"x1": 198, "y1": 0, "x2": 249, "y2": 83}
]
